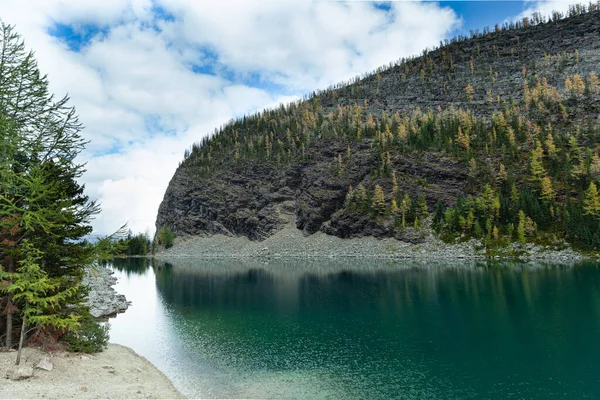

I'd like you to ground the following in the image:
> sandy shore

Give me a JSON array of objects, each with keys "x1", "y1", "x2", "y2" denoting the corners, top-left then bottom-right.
[{"x1": 0, "y1": 344, "x2": 184, "y2": 399}]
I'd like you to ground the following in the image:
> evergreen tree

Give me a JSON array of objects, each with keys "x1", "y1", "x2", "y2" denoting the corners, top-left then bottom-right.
[
  {"x1": 529, "y1": 146, "x2": 546, "y2": 186},
  {"x1": 3, "y1": 241, "x2": 80, "y2": 365},
  {"x1": 0, "y1": 21, "x2": 104, "y2": 351},
  {"x1": 583, "y1": 182, "x2": 600, "y2": 216},
  {"x1": 517, "y1": 210, "x2": 527, "y2": 245},
  {"x1": 401, "y1": 194, "x2": 411, "y2": 229},
  {"x1": 372, "y1": 185, "x2": 386, "y2": 215},
  {"x1": 540, "y1": 176, "x2": 555, "y2": 202}
]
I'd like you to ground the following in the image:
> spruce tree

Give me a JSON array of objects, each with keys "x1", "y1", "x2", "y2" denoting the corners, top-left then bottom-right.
[
  {"x1": 3, "y1": 241, "x2": 80, "y2": 365},
  {"x1": 0, "y1": 21, "x2": 100, "y2": 350}
]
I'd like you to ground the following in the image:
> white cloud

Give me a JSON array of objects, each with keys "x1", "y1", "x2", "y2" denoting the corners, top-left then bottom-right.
[
  {"x1": 514, "y1": 0, "x2": 583, "y2": 21},
  {"x1": 160, "y1": 0, "x2": 459, "y2": 90},
  {"x1": 0, "y1": 0, "x2": 460, "y2": 236}
]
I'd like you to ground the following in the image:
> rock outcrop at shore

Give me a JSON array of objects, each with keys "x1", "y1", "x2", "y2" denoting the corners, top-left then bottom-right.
[{"x1": 82, "y1": 266, "x2": 130, "y2": 318}]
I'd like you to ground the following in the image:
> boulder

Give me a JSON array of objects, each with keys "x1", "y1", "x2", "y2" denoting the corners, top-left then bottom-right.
[
  {"x1": 6, "y1": 365, "x2": 34, "y2": 380},
  {"x1": 36, "y1": 357, "x2": 53, "y2": 371}
]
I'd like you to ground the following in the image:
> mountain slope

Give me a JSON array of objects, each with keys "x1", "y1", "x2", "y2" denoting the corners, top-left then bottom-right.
[{"x1": 156, "y1": 5, "x2": 600, "y2": 251}]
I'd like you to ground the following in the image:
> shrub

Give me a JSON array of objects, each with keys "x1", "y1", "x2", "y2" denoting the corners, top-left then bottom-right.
[{"x1": 63, "y1": 314, "x2": 109, "y2": 354}]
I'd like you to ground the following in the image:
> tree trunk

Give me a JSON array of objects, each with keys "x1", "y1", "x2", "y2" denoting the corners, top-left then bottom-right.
[
  {"x1": 5, "y1": 257, "x2": 15, "y2": 349},
  {"x1": 15, "y1": 312, "x2": 26, "y2": 365},
  {"x1": 5, "y1": 299, "x2": 12, "y2": 349}
]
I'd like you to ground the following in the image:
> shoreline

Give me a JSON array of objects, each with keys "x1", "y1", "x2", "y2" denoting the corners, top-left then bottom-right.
[
  {"x1": 153, "y1": 222, "x2": 586, "y2": 262},
  {"x1": 0, "y1": 343, "x2": 185, "y2": 399}
]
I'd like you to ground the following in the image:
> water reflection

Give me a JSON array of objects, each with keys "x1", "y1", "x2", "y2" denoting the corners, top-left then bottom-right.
[
  {"x1": 108, "y1": 257, "x2": 151, "y2": 276},
  {"x1": 110, "y1": 258, "x2": 600, "y2": 399}
]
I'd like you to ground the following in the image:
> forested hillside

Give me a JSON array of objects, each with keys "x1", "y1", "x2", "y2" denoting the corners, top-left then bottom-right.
[{"x1": 156, "y1": 4, "x2": 600, "y2": 251}]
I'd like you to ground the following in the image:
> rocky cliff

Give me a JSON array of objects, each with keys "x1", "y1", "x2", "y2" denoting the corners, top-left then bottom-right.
[{"x1": 157, "y1": 6, "x2": 600, "y2": 249}]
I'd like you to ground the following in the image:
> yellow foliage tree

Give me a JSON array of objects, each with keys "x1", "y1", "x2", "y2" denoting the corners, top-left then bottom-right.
[
  {"x1": 464, "y1": 84, "x2": 475, "y2": 101},
  {"x1": 372, "y1": 185, "x2": 386, "y2": 215},
  {"x1": 584, "y1": 182, "x2": 600, "y2": 217},
  {"x1": 540, "y1": 176, "x2": 555, "y2": 201},
  {"x1": 545, "y1": 133, "x2": 557, "y2": 158},
  {"x1": 496, "y1": 163, "x2": 507, "y2": 183},
  {"x1": 391, "y1": 199, "x2": 398, "y2": 214},
  {"x1": 572, "y1": 74, "x2": 585, "y2": 96},
  {"x1": 590, "y1": 153, "x2": 600, "y2": 182},
  {"x1": 529, "y1": 146, "x2": 546, "y2": 185},
  {"x1": 456, "y1": 127, "x2": 470, "y2": 152}
]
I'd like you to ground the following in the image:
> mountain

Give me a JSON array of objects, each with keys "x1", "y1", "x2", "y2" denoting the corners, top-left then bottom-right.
[{"x1": 156, "y1": 5, "x2": 600, "y2": 252}]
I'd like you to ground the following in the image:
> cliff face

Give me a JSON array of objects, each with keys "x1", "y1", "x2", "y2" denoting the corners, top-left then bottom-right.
[{"x1": 157, "y1": 8, "x2": 600, "y2": 246}]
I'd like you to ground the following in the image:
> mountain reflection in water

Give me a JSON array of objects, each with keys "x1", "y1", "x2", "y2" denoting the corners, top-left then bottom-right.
[{"x1": 109, "y1": 258, "x2": 600, "y2": 399}]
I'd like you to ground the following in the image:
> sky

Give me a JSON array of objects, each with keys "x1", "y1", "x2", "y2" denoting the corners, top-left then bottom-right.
[{"x1": 0, "y1": 0, "x2": 583, "y2": 236}]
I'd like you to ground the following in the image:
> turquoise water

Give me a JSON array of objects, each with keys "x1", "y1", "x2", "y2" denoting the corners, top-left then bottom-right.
[{"x1": 109, "y1": 258, "x2": 600, "y2": 399}]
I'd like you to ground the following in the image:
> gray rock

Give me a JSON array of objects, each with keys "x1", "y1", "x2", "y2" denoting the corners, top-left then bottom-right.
[
  {"x1": 36, "y1": 358, "x2": 53, "y2": 371},
  {"x1": 6, "y1": 365, "x2": 34, "y2": 380},
  {"x1": 82, "y1": 265, "x2": 131, "y2": 318}
]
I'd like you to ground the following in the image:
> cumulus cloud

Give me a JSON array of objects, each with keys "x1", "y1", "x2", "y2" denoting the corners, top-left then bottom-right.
[
  {"x1": 0, "y1": 0, "x2": 460, "y2": 235},
  {"x1": 514, "y1": 0, "x2": 584, "y2": 21}
]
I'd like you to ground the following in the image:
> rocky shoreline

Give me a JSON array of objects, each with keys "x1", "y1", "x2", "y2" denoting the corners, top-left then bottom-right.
[
  {"x1": 156, "y1": 221, "x2": 585, "y2": 262},
  {"x1": 82, "y1": 265, "x2": 131, "y2": 318}
]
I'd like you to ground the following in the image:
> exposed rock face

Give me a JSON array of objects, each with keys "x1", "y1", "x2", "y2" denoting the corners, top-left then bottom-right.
[
  {"x1": 82, "y1": 266, "x2": 130, "y2": 318},
  {"x1": 158, "y1": 143, "x2": 468, "y2": 241},
  {"x1": 156, "y1": 10, "x2": 600, "y2": 243}
]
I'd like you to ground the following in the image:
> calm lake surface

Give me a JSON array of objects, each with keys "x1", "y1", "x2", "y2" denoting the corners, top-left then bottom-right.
[{"x1": 108, "y1": 258, "x2": 600, "y2": 399}]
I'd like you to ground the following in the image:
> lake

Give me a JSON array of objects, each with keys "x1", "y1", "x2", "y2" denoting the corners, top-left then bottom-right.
[{"x1": 108, "y1": 258, "x2": 600, "y2": 399}]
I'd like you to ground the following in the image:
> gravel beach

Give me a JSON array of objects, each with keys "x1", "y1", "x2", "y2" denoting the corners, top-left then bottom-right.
[
  {"x1": 0, "y1": 344, "x2": 184, "y2": 399},
  {"x1": 156, "y1": 220, "x2": 584, "y2": 262}
]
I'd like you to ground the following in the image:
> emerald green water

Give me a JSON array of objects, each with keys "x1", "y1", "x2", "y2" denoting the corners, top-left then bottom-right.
[{"x1": 109, "y1": 259, "x2": 600, "y2": 399}]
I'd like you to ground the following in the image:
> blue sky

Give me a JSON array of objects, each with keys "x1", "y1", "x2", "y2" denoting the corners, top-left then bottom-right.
[
  {"x1": 0, "y1": 0, "x2": 578, "y2": 235},
  {"x1": 443, "y1": 1, "x2": 527, "y2": 34}
]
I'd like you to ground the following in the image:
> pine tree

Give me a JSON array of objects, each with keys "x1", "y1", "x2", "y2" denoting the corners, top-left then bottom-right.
[
  {"x1": 584, "y1": 182, "x2": 600, "y2": 217},
  {"x1": 345, "y1": 185, "x2": 354, "y2": 206},
  {"x1": 355, "y1": 184, "x2": 367, "y2": 211},
  {"x1": 588, "y1": 72, "x2": 599, "y2": 94},
  {"x1": 517, "y1": 210, "x2": 527, "y2": 245},
  {"x1": 510, "y1": 183, "x2": 520, "y2": 204},
  {"x1": 464, "y1": 84, "x2": 475, "y2": 101},
  {"x1": 372, "y1": 185, "x2": 386, "y2": 215},
  {"x1": 496, "y1": 164, "x2": 508, "y2": 183},
  {"x1": 572, "y1": 74, "x2": 585, "y2": 96},
  {"x1": 0, "y1": 21, "x2": 110, "y2": 350},
  {"x1": 401, "y1": 194, "x2": 411, "y2": 228},
  {"x1": 590, "y1": 153, "x2": 600, "y2": 182},
  {"x1": 540, "y1": 176, "x2": 555, "y2": 202},
  {"x1": 529, "y1": 146, "x2": 546, "y2": 185},
  {"x1": 391, "y1": 199, "x2": 398, "y2": 214},
  {"x1": 545, "y1": 133, "x2": 557, "y2": 159},
  {"x1": 3, "y1": 241, "x2": 80, "y2": 365},
  {"x1": 457, "y1": 127, "x2": 470, "y2": 152},
  {"x1": 417, "y1": 194, "x2": 429, "y2": 218}
]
